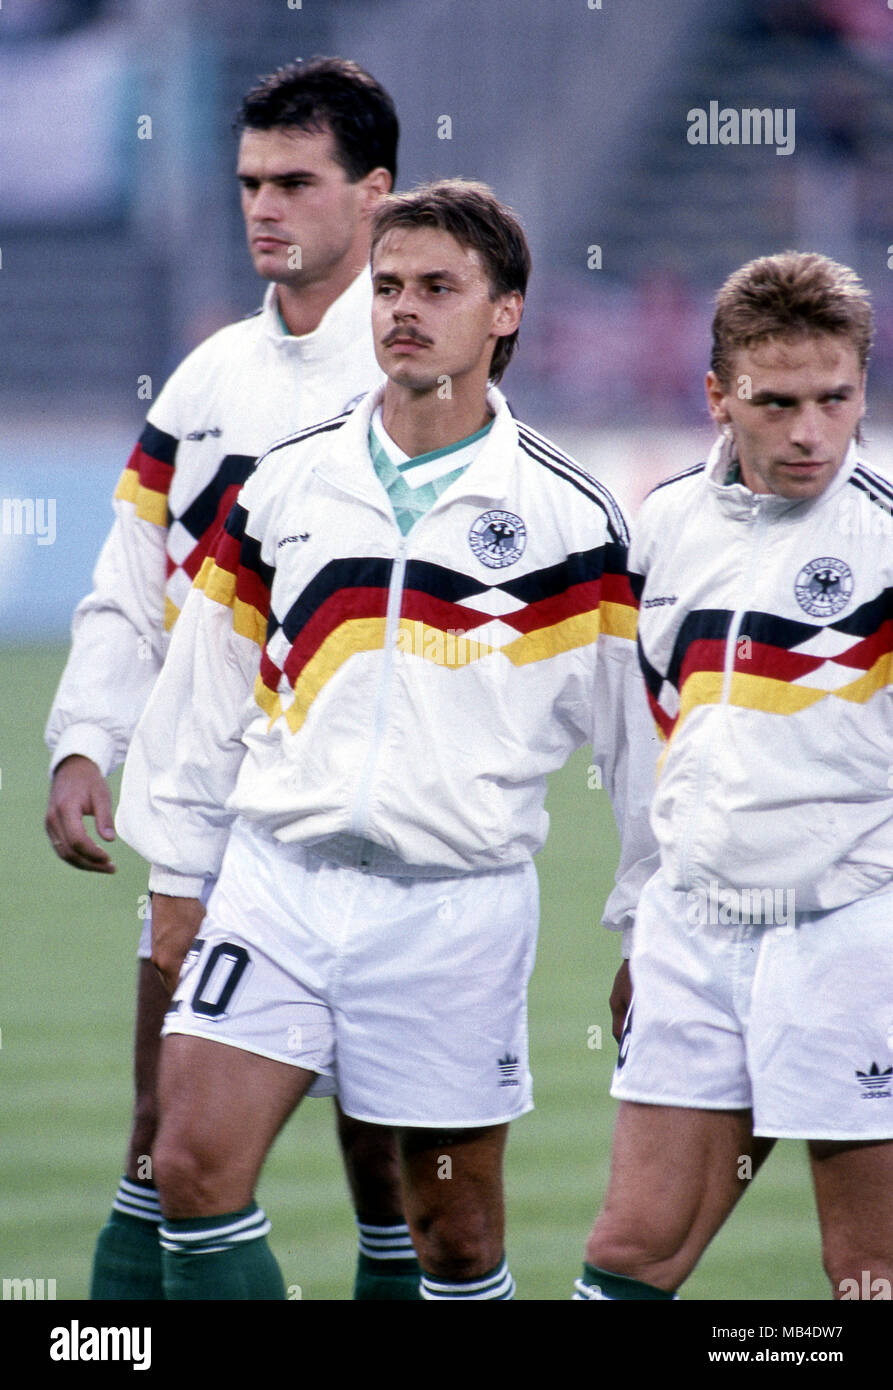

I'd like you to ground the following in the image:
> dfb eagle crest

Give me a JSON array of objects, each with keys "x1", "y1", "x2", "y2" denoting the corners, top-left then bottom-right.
[{"x1": 468, "y1": 510, "x2": 527, "y2": 569}]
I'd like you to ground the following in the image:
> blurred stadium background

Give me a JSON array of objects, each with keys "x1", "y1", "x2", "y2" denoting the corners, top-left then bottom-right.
[{"x1": 2, "y1": 0, "x2": 891, "y2": 1300}]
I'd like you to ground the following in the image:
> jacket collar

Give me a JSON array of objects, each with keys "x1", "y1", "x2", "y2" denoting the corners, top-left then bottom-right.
[
  {"x1": 313, "y1": 383, "x2": 518, "y2": 512},
  {"x1": 704, "y1": 433, "x2": 861, "y2": 519},
  {"x1": 259, "y1": 270, "x2": 374, "y2": 362}
]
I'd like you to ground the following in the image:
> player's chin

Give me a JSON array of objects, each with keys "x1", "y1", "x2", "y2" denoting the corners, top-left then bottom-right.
[
  {"x1": 250, "y1": 249, "x2": 291, "y2": 278},
  {"x1": 385, "y1": 363, "x2": 441, "y2": 393},
  {"x1": 775, "y1": 469, "x2": 834, "y2": 499}
]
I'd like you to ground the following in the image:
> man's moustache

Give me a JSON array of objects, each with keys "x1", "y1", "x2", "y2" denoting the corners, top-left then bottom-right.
[{"x1": 384, "y1": 328, "x2": 432, "y2": 346}]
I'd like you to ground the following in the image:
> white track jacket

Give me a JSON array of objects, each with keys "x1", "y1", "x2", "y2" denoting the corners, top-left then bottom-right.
[
  {"x1": 117, "y1": 387, "x2": 659, "y2": 934},
  {"x1": 45, "y1": 274, "x2": 381, "y2": 776},
  {"x1": 634, "y1": 436, "x2": 893, "y2": 911}
]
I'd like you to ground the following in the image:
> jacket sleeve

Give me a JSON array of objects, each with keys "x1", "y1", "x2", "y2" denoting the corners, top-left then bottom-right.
[
  {"x1": 115, "y1": 493, "x2": 273, "y2": 897},
  {"x1": 43, "y1": 420, "x2": 178, "y2": 776},
  {"x1": 589, "y1": 540, "x2": 660, "y2": 951}
]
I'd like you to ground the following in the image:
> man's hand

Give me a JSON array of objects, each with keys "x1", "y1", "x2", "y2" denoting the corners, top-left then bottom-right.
[
  {"x1": 45, "y1": 754, "x2": 116, "y2": 873},
  {"x1": 151, "y1": 894, "x2": 207, "y2": 995},
  {"x1": 609, "y1": 959, "x2": 632, "y2": 1044}
]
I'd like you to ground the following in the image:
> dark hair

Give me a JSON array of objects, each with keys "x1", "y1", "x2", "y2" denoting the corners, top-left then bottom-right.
[
  {"x1": 711, "y1": 251, "x2": 873, "y2": 388},
  {"x1": 371, "y1": 178, "x2": 530, "y2": 382},
  {"x1": 235, "y1": 56, "x2": 398, "y2": 183}
]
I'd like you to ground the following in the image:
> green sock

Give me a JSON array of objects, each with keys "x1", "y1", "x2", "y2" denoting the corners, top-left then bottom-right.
[
  {"x1": 90, "y1": 1178, "x2": 164, "y2": 1300},
  {"x1": 354, "y1": 1219, "x2": 421, "y2": 1300},
  {"x1": 354, "y1": 1251, "x2": 421, "y2": 1300},
  {"x1": 90, "y1": 1212, "x2": 164, "y2": 1301},
  {"x1": 160, "y1": 1204, "x2": 285, "y2": 1300},
  {"x1": 575, "y1": 1261, "x2": 677, "y2": 1300}
]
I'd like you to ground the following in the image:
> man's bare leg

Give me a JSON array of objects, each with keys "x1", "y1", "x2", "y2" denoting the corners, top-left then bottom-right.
[
  {"x1": 153, "y1": 1034, "x2": 315, "y2": 1299},
  {"x1": 90, "y1": 960, "x2": 170, "y2": 1299},
  {"x1": 581, "y1": 1102, "x2": 775, "y2": 1298},
  {"x1": 399, "y1": 1123, "x2": 514, "y2": 1298},
  {"x1": 335, "y1": 1102, "x2": 420, "y2": 1298},
  {"x1": 810, "y1": 1139, "x2": 893, "y2": 1299}
]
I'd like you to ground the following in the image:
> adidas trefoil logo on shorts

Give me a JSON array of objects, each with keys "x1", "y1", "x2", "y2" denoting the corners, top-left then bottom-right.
[
  {"x1": 855, "y1": 1062, "x2": 893, "y2": 1099},
  {"x1": 497, "y1": 1052, "x2": 520, "y2": 1086}
]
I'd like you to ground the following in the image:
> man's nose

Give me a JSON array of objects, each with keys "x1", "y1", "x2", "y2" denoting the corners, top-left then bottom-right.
[
  {"x1": 388, "y1": 285, "x2": 421, "y2": 318},
  {"x1": 251, "y1": 184, "x2": 282, "y2": 220},
  {"x1": 789, "y1": 404, "x2": 823, "y2": 452}
]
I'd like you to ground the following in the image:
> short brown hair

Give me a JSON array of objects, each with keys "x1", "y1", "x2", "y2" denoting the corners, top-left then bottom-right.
[
  {"x1": 710, "y1": 251, "x2": 873, "y2": 388},
  {"x1": 236, "y1": 57, "x2": 398, "y2": 183},
  {"x1": 370, "y1": 178, "x2": 530, "y2": 383}
]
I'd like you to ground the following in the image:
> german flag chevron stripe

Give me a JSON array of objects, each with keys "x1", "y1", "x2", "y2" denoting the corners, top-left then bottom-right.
[
  {"x1": 644, "y1": 588, "x2": 893, "y2": 742},
  {"x1": 114, "y1": 423, "x2": 177, "y2": 527},
  {"x1": 177, "y1": 455, "x2": 256, "y2": 581},
  {"x1": 281, "y1": 617, "x2": 389, "y2": 733},
  {"x1": 281, "y1": 571, "x2": 391, "y2": 689},
  {"x1": 255, "y1": 543, "x2": 636, "y2": 734},
  {"x1": 194, "y1": 502, "x2": 273, "y2": 647}
]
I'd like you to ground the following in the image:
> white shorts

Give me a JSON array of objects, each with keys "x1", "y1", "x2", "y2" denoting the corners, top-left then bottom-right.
[
  {"x1": 612, "y1": 869, "x2": 893, "y2": 1140},
  {"x1": 162, "y1": 818, "x2": 539, "y2": 1128},
  {"x1": 141, "y1": 878, "x2": 332, "y2": 1099}
]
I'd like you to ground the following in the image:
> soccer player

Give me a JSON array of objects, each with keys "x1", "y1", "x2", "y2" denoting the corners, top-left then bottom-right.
[
  {"x1": 115, "y1": 179, "x2": 658, "y2": 1300},
  {"x1": 575, "y1": 251, "x2": 893, "y2": 1302},
  {"x1": 44, "y1": 57, "x2": 421, "y2": 1301}
]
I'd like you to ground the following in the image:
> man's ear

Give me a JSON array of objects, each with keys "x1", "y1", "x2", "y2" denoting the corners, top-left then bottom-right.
[
  {"x1": 492, "y1": 290, "x2": 523, "y2": 338},
  {"x1": 705, "y1": 370, "x2": 730, "y2": 426},
  {"x1": 360, "y1": 166, "x2": 393, "y2": 213}
]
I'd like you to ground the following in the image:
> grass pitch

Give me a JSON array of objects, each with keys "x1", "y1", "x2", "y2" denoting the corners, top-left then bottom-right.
[{"x1": 2, "y1": 643, "x2": 825, "y2": 1300}]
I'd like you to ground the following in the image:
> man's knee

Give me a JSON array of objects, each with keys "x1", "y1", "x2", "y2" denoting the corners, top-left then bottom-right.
[
  {"x1": 821, "y1": 1228, "x2": 893, "y2": 1298},
  {"x1": 403, "y1": 1169, "x2": 504, "y2": 1276},
  {"x1": 586, "y1": 1208, "x2": 694, "y2": 1289},
  {"x1": 823, "y1": 1237, "x2": 868, "y2": 1298},
  {"x1": 399, "y1": 1123, "x2": 507, "y2": 1277},
  {"x1": 152, "y1": 1132, "x2": 225, "y2": 1217},
  {"x1": 411, "y1": 1204, "x2": 502, "y2": 1279},
  {"x1": 812, "y1": 1138, "x2": 893, "y2": 1296}
]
